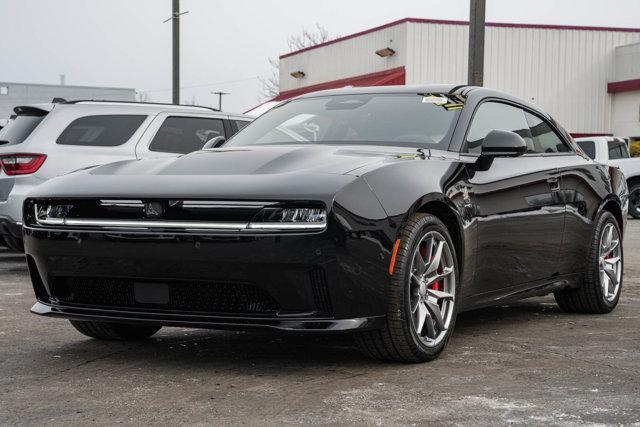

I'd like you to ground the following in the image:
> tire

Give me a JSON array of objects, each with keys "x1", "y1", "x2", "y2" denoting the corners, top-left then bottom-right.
[
  {"x1": 3, "y1": 235, "x2": 24, "y2": 253},
  {"x1": 354, "y1": 213, "x2": 460, "y2": 362},
  {"x1": 629, "y1": 184, "x2": 640, "y2": 219},
  {"x1": 554, "y1": 211, "x2": 623, "y2": 314},
  {"x1": 70, "y1": 320, "x2": 161, "y2": 340}
]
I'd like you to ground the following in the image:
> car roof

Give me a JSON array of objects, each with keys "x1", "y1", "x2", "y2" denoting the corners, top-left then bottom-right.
[
  {"x1": 295, "y1": 84, "x2": 461, "y2": 98},
  {"x1": 62, "y1": 100, "x2": 221, "y2": 114},
  {"x1": 293, "y1": 84, "x2": 550, "y2": 119},
  {"x1": 12, "y1": 100, "x2": 252, "y2": 119}
]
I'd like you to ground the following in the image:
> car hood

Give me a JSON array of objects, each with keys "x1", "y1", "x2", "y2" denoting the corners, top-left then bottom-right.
[
  {"x1": 28, "y1": 145, "x2": 447, "y2": 201},
  {"x1": 101, "y1": 145, "x2": 420, "y2": 176}
]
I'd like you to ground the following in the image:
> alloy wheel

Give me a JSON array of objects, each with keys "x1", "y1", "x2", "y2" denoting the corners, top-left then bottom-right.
[
  {"x1": 599, "y1": 222, "x2": 622, "y2": 303},
  {"x1": 409, "y1": 231, "x2": 455, "y2": 347}
]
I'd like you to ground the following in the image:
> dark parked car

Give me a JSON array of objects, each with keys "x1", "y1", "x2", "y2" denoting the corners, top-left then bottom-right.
[{"x1": 24, "y1": 85, "x2": 627, "y2": 362}]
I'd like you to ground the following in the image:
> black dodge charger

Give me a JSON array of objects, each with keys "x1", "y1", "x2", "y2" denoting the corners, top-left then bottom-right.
[{"x1": 24, "y1": 85, "x2": 627, "y2": 362}]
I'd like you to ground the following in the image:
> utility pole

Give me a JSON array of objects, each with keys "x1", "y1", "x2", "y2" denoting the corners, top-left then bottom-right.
[
  {"x1": 212, "y1": 91, "x2": 230, "y2": 111},
  {"x1": 172, "y1": 0, "x2": 180, "y2": 104},
  {"x1": 468, "y1": 0, "x2": 486, "y2": 86},
  {"x1": 164, "y1": 1, "x2": 188, "y2": 104}
]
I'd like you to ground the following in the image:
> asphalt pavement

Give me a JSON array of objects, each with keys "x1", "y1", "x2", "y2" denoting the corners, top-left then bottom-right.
[{"x1": 1, "y1": 221, "x2": 639, "y2": 425}]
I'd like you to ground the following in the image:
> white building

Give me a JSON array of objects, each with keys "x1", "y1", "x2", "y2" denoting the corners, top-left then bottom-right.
[
  {"x1": 0, "y1": 82, "x2": 136, "y2": 120},
  {"x1": 275, "y1": 18, "x2": 640, "y2": 138}
]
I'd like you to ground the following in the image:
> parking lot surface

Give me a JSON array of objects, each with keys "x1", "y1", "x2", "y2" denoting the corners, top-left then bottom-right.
[{"x1": 1, "y1": 221, "x2": 639, "y2": 425}]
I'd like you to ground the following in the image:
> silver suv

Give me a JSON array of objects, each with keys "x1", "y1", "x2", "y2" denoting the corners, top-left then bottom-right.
[{"x1": 0, "y1": 100, "x2": 252, "y2": 251}]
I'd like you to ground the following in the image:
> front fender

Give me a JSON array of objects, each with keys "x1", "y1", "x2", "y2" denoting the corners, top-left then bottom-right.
[{"x1": 360, "y1": 159, "x2": 467, "y2": 228}]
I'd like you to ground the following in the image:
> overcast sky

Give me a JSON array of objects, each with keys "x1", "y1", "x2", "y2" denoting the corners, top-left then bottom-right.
[{"x1": 1, "y1": 0, "x2": 639, "y2": 113}]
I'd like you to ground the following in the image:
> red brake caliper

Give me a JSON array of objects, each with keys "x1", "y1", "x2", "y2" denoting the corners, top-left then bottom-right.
[{"x1": 421, "y1": 245, "x2": 441, "y2": 291}]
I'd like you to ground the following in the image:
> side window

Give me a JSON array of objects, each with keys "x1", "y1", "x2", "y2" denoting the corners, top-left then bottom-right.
[
  {"x1": 234, "y1": 120, "x2": 250, "y2": 131},
  {"x1": 149, "y1": 117, "x2": 226, "y2": 154},
  {"x1": 524, "y1": 112, "x2": 570, "y2": 154},
  {"x1": 464, "y1": 102, "x2": 532, "y2": 154},
  {"x1": 0, "y1": 114, "x2": 47, "y2": 146},
  {"x1": 57, "y1": 115, "x2": 146, "y2": 147},
  {"x1": 576, "y1": 140, "x2": 596, "y2": 159},
  {"x1": 607, "y1": 140, "x2": 629, "y2": 160}
]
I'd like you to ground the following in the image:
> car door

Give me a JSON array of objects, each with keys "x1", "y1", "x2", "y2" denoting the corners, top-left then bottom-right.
[
  {"x1": 136, "y1": 112, "x2": 231, "y2": 159},
  {"x1": 538, "y1": 120, "x2": 610, "y2": 277},
  {"x1": 461, "y1": 101, "x2": 566, "y2": 296}
]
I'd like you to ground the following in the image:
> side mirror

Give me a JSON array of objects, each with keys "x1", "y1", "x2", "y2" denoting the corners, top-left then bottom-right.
[
  {"x1": 481, "y1": 130, "x2": 527, "y2": 157},
  {"x1": 203, "y1": 136, "x2": 226, "y2": 150}
]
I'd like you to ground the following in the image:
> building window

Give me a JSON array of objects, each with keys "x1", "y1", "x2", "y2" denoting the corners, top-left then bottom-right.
[{"x1": 0, "y1": 86, "x2": 8, "y2": 95}]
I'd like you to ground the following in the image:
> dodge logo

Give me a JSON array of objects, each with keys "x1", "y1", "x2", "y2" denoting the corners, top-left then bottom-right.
[{"x1": 144, "y1": 202, "x2": 165, "y2": 219}]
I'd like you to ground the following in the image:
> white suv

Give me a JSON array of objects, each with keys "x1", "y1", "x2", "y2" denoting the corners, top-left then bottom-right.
[
  {"x1": 575, "y1": 136, "x2": 640, "y2": 219},
  {"x1": 0, "y1": 100, "x2": 252, "y2": 251}
]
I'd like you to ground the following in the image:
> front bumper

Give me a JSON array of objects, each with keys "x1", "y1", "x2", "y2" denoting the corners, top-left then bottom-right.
[
  {"x1": 24, "y1": 212, "x2": 395, "y2": 331},
  {"x1": 30, "y1": 301, "x2": 386, "y2": 332}
]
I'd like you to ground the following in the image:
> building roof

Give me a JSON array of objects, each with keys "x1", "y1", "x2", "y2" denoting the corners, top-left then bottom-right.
[{"x1": 280, "y1": 17, "x2": 640, "y2": 59}]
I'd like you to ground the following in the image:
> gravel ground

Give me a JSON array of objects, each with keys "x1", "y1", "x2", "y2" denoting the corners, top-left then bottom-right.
[{"x1": 1, "y1": 221, "x2": 639, "y2": 425}]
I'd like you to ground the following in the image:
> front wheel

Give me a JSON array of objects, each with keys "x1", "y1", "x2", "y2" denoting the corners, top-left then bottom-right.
[
  {"x1": 554, "y1": 211, "x2": 623, "y2": 313},
  {"x1": 355, "y1": 213, "x2": 459, "y2": 362},
  {"x1": 70, "y1": 320, "x2": 161, "y2": 340}
]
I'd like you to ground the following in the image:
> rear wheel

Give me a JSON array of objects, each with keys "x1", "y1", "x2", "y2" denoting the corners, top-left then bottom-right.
[
  {"x1": 629, "y1": 184, "x2": 640, "y2": 219},
  {"x1": 554, "y1": 211, "x2": 622, "y2": 313},
  {"x1": 355, "y1": 213, "x2": 459, "y2": 362},
  {"x1": 70, "y1": 320, "x2": 161, "y2": 340}
]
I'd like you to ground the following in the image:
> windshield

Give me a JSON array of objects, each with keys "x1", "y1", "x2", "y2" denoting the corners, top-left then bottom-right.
[
  {"x1": 0, "y1": 114, "x2": 46, "y2": 146},
  {"x1": 226, "y1": 93, "x2": 461, "y2": 149}
]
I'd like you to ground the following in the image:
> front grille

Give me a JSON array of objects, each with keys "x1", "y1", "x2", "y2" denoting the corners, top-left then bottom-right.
[
  {"x1": 28, "y1": 199, "x2": 269, "y2": 224},
  {"x1": 51, "y1": 277, "x2": 280, "y2": 315},
  {"x1": 308, "y1": 267, "x2": 333, "y2": 315}
]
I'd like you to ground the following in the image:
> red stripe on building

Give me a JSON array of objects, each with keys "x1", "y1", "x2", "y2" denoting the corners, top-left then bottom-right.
[
  {"x1": 273, "y1": 67, "x2": 406, "y2": 101},
  {"x1": 607, "y1": 79, "x2": 640, "y2": 93}
]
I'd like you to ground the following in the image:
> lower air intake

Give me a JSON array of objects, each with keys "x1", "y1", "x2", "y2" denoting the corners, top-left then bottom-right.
[
  {"x1": 52, "y1": 277, "x2": 280, "y2": 314},
  {"x1": 308, "y1": 267, "x2": 333, "y2": 315}
]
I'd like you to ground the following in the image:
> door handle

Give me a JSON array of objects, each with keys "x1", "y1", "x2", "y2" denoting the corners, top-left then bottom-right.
[{"x1": 547, "y1": 177, "x2": 560, "y2": 192}]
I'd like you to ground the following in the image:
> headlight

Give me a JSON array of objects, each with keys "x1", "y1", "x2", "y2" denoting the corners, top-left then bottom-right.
[
  {"x1": 34, "y1": 203, "x2": 74, "y2": 225},
  {"x1": 248, "y1": 207, "x2": 327, "y2": 230}
]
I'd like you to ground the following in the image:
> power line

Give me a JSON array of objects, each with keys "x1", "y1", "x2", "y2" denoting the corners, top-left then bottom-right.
[{"x1": 140, "y1": 76, "x2": 260, "y2": 93}]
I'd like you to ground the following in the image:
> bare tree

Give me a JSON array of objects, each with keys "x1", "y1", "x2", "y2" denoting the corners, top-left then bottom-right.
[
  {"x1": 286, "y1": 23, "x2": 330, "y2": 52},
  {"x1": 260, "y1": 24, "x2": 333, "y2": 100},
  {"x1": 259, "y1": 58, "x2": 281, "y2": 100}
]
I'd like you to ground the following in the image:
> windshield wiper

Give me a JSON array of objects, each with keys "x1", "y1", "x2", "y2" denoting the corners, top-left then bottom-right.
[{"x1": 417, "y1": 148, "x2": 430, "y2": 159}]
